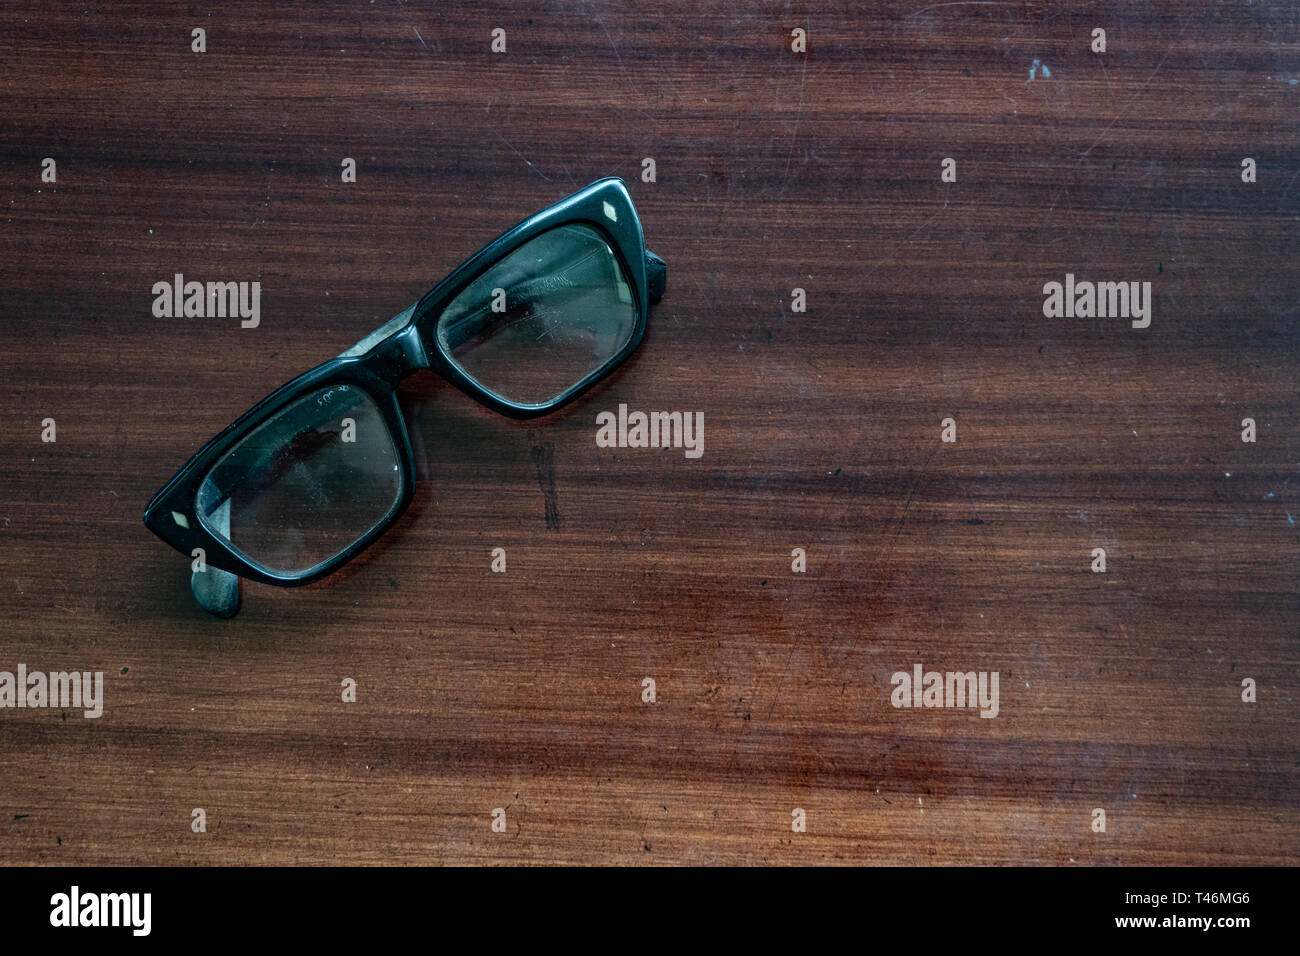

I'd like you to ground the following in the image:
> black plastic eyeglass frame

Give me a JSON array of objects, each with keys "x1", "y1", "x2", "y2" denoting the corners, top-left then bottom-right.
[{"x1": 143, "y1": 177, "x2": 665, "y2": 605}]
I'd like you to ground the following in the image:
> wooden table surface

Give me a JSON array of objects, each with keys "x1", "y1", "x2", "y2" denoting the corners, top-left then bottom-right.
[{"x1": 1, "y1": 1, "x2": 1296, "y2": 865}]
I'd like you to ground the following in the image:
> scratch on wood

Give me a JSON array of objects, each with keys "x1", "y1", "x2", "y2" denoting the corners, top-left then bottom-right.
[{"x1": 530, "y1": 440, "x2": 561, "y2": 531}]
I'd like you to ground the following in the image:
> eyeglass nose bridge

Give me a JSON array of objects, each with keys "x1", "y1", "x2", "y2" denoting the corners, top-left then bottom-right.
[{"x1": 364, "y1": 321, "x2": 434, "y2": 388}]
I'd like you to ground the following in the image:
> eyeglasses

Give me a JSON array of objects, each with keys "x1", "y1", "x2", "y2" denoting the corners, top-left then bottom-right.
[{"x1": 143, "y1": 178, "x2": 665, "y2": 617}]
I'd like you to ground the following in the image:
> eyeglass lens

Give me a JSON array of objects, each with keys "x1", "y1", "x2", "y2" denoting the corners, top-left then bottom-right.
[{"x1": 435, "y1": 223, "x2": 636, "y2": 406}]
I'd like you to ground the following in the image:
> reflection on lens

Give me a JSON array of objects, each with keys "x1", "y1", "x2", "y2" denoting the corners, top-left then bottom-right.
[
  {"x1": 436, "y1": 223, "x2": 636, "y2": 406},
  {"x1": 195, "y1": 385, "x2": 402, "y2": 575}
]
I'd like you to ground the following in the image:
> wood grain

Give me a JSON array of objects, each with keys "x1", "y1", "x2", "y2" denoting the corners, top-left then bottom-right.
[{"x1": 0, "y1": 0, "x2": 1296, "y2": 865}]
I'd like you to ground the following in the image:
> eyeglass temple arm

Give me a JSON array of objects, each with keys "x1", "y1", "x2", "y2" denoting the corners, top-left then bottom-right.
[
  {"x1": 645, "y1": 250, "x2": 665, "y2": 304},
  {"x1": 191, "y1": 498, "x2": 240, "y2": 617}
]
